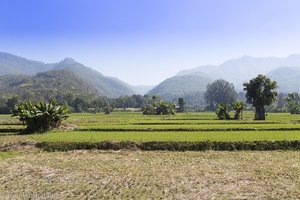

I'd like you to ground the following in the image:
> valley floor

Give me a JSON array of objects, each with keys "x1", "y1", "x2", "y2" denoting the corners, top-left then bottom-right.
[{"x1": 0, "y1": 150, "x2": 300, "y2": 199}]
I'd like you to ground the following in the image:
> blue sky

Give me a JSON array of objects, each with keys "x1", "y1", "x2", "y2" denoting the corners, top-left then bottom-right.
[{"x1": 1, "y1": 0, "x2": 300, "y2": 85}]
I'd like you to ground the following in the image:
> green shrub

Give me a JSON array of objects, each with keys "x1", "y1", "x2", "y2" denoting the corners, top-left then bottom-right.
[
  {"x1": 142, "y1": 104, "x2": 156, "y2": 115},
  {"x1": 215, "y1": 103, "x2": 230, "y2": 120},
  {"x1": 232, "y1": 101, "x2": 245, "y2": 120},
  {"x1": 142, "y1": 101, "x2": 176, "y2": 115},
  {"x1": 12, "y1": 100, "x2": 69, "y2": 133},
  {"x1": 103, "y1": 104, "x2": 113, "y2": 114},
  {"x1": 285, "y1": 93, "x2": 300, "y2": 114}
]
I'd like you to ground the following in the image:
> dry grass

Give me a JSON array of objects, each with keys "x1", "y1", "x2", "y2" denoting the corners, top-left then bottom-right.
[{"x1": 0, "y1": 151, "x2": 299, "y2": 199}]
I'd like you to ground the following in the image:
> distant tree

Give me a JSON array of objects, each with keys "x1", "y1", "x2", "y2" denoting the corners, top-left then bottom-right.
[
  {"x1": 74, "y1": 97, "x2": 90, "y2": 113},
  {"x1": 142, "y1": 104, "x2": 156, "y2": 115},
  {"x1": 152, "y1": 95, "x2": 160, "y2": 102},
  {"x1": 103, "y1": 104, "x2": 113, "y2": 114},
  {"x1": 243, "y1": 75, "x2": 278, "y2": 120},
  {"x1": 142, "y1": 101, "x2": 176, "y2": 115},
  {"x1": 285, "y1": 93, "x2": 300, "y2": 114},
  {"x1": 5, "y1": 96, "x2": 19, "y2": 114},
  {"x1": 277, "y1": 93, "x2": 287, "y2": 110},
  {"x1": 177, "y1": 98, "x2": 185, "y2": 112},
  {"x1": 204, "y1": 79, "x2": 237, "y2": 110},
  {"x1": 63, "y1": 92, "x2": 76, "y2": 107},
  {"x1": 156, "y1": 101, "x2": 176, "y2": 115}
]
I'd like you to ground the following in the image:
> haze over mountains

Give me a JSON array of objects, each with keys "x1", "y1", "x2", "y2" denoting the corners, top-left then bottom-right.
[
  {"x1": 0, "y1": 52, "x2": 137, "y2": 98},
  {"x1": 148, "y1": 54, "x2": 300, "y2": 101},
  {"x1": 176, "y1": 54, "x2": 300, "y2": 90},
  {"x1": 1, "y1": 52, "x2": 300, "y2": 102}
]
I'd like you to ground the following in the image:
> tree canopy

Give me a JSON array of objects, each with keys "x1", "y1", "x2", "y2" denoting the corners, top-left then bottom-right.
[
  {"x1": 204, "y1": 79, "x2": 237, "y2": 110},
  {"x1": 243, "y1": 74, "x2": 278, "y2": 120},
  {"x1": 285, "y1": 93, "x2": 300, "y2": 114},
  {"x1": 177, "y1": 98, "x2": 185, "y2": 112}
]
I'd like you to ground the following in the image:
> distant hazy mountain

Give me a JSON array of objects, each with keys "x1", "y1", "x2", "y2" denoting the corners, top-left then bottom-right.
[
  {"x1": 149, "y1": 54, "x2": 300, "y2": 102},
  {"x1": 177, "y1": 54, "x2": 300, "y2": 90},
  {"x1": 0, "y1": 52, "x2": 53, "y2": 75},
  {"x1": 147, "y1": 73, "x2": 212, "y2": 103},
  {"x1": 0, "y1": 70, "x2": 97, "y2": 101},
  {"x1": 268, "y1": 67, "x2": 300, "y2": 93},
  {"x1": 0, "y1": 52, "x2": 135, "y2": 97}
]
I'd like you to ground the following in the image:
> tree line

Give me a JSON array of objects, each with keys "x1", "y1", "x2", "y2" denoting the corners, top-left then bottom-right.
[
  {"x1": 205, "y1": 74, "x2": 300, "y2": 120},
  {"x1": 1, "y1": 74, "x2": 300, "y2": 118}
]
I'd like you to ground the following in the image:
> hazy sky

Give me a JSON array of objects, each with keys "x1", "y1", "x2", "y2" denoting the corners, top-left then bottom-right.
[{"x1": 1, "y1": 0, "x2": 300, "y2": 85}]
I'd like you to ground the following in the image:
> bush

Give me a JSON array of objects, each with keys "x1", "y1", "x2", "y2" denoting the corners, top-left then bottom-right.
[
  {"x1": 142, "y1": 104, "x2": 156, "y2": 115},
  {"x1": 142, "y1": 101, "x2": 176, "y2": 115},
  {"x1": 12, "y1": 100, "x2": 69, "y2": 133},
  {"x1": 215, "y1": 103, "x2": 230, "y2": 120},
  {"x1": 285, "y1": 93, "x2": 300, "y2": 114},
  {"x1": 103, "y1": 104, "x2": 113, "y2": 114},
  {"x1": 232, "y1": 101, "x2": 245, "y2": 120}
]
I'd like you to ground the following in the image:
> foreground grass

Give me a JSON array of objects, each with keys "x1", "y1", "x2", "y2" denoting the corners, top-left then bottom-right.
[
  {"x1": 32, "y1": 130, "x2": 300, "y2": 142},
  {"x1": 0, "y1": 150, "x2": 299, "y2": 199},
  {"x1": 0, "y1": 152, "x2": 19, "y2": 159}
]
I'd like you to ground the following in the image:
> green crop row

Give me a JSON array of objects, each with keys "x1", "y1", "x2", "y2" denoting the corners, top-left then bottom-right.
[
  {"x1": 76, "y1": 123, "x2": 300, "y2": 130},
  {"x1": 31, "y1": 130, "x2": 300, "y2": 143},
  {"x1": 36, "y1": 140, "x2": 300, "y2": 151}
]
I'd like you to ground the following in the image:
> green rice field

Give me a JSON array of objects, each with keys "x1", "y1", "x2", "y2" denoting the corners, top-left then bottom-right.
[
  {"x1": 0, "y1": 112, "x2": 300, "y2": 145},
  {"x1": 1, "y1": 112, "x2": 300, "y2": 199}
]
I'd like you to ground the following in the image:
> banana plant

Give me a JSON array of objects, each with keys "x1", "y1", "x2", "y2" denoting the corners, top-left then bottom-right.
[
  {"x1": 12, "y1": 100, "x2": 69, "y2": 133},
  {"x1": 215, "y1": 103, "x2": 230, "y2": 120},
  {"x1": 232, "y1": 101, "x2": 246, "y2": 120}
]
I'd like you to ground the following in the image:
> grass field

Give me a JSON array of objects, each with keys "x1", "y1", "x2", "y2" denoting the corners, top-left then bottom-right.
[
  {"x1": 1, "y1": 112, "x2": 300, "y2": 145},
  {"x1": 1, "y1": 112, "x2": 300, "y2": 198}
]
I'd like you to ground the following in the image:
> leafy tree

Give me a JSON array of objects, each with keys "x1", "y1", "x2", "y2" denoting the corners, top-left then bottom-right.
[
  {"x1": 142, "y1": 101, "x2": 176, "y2": 115},
  {"x1": 215, "y1": 103, "x2": 230, "y2": 120},
  {"x1": 243, "y1": 75, "x2": 278, "y2": 120},
  {"x1": 142, "y1": 104, "x2": 156, "y2": 115},
  {"x1": 156, "y1": 101, "x2": 176, "y2": 115},
  {"x1": 103, "y1": 104, "x2": 113, "y2": 114},
  {"x1": 177, "y1": 98, "x2": 185, "y2": 112},
  {"x1": 285, "y1": 93, "x2": 300, "y2": 114},
  {"x1": 5, "y1": 96, "x2": 19, "y2": 114},
  {"x1": 277, "y1": 93, "x2": 287, "y2": 110},
  {"x1": 12, "y1": 100, "x2": 69, "y2": 133},
  {"x1": 152, "y1": 95, "x2": 160, "y2": 102},
  {"x1": 232, "y1": 101, "x2": 246, "y2": 120},
  {"x1": 74, "y1": 97, "x2": 90, "y2": 113},
  {"x1": 204, "y1": 79, "x2": 237, "y2": 110}
]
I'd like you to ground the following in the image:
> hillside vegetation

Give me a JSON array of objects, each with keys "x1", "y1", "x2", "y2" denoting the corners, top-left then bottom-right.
[
  {"x1": 0, "y1": 52, "x2": 135, "y2": 97},
  {"x1": 0, "y1": 70, "x2": 96, "y2": 102}
]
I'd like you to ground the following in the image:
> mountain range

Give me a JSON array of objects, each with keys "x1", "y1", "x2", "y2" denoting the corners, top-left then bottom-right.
[
  {"x1": 1, "y1": 52, "x2": 300, "y2": 104},
  {"x1": 0, "y1": 52, "x2": 137, "y2": 98},
  {"x1": 148, "y1": 54, "x2": 300, "y2": 101},
  {"x1": 0, "y1": 70, "x2": 97, "y2": 102}
]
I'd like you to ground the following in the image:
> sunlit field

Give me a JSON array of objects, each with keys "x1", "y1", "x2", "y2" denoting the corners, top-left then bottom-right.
[
  {"x1": 1, "y1": 150, "x2": 300, "y2": 199},
  {"x1": 1, "y1": 112, "x2": 300, "y2": 144},
  {"x1": 1, "y1": 112, "x2": 300, "y2": 198}
]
